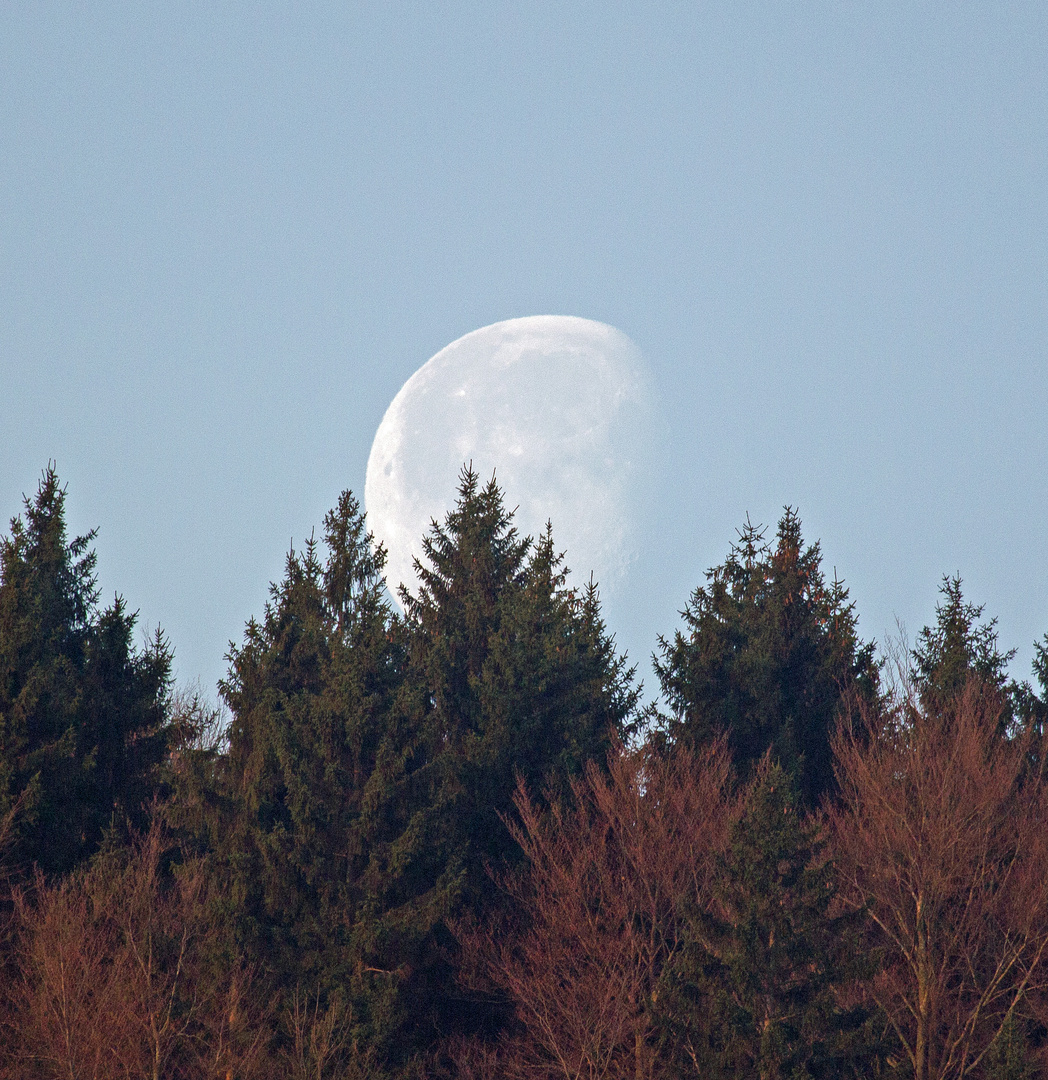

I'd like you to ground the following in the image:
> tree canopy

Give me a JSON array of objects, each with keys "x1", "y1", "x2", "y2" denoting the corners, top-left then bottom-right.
[
  {"x1": 3, "y1": 466, "x2": 1048, "y2": 1080},
  {"x1": 655, "y1": 509, "x2": 879, "y2": 806},
  {"x1": 0, "y1": 467, "x2": 172, "y2": 876},
  {"x1": 210, "y1": 469, "x2": 640, "y2": 1073}
]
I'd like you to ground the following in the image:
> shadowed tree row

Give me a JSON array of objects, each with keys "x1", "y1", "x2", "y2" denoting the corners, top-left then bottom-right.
[{"x1": 1, "y1": 465, "x2": 1047, "y2": 1079}]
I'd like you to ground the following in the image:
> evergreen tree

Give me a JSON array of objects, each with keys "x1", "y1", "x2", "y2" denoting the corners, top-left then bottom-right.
[
  {"x1": 655, "y1": 509, "x2": 878, "y2": 806},
  {"x1": 658, "y1": 758, "x2": 874, "y2": 1080},
  {"x1": 983, "y1": 1013, "x2": 1035, "y2": 1080},
  {"x1": 217, "y1": 491, "x2": 404, "y2": 1064},
  {"x1": 360, "y1": 467, "x2": 639, "y2": 1067},
  {"x1": 0, "y1": 467, "x2": 172, "y2": 876},
  {"x1": 1013, "y1": 634, "x2": 1048, "y2": 740},
  {"x1": 912, "y1": 575, "x2": 1014, "y2": 713}
]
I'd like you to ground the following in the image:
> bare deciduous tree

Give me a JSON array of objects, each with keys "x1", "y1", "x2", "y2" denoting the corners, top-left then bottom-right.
[
  {"x1": 2, "y1": 822, "x2": 268, "y2": 1080},
  {"x1": 277, "y1": 988, "x2": 379, "y2": 1080},
  {"x1": 454, "y1": 741, "x2": 737, "y2": 1080},
  {"x1": 830, "y1": 679, "x2": 1048, "y2": 1080}
]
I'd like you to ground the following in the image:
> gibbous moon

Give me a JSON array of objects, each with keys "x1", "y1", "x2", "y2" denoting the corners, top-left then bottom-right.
[{"x1": 365, "y1": 315, "x2": 651, "y2": 602}]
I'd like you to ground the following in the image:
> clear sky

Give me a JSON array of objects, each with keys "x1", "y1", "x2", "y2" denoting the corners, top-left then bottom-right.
[{"x1": 2, "y1": 2, "x2": 1046, "y2": 699}]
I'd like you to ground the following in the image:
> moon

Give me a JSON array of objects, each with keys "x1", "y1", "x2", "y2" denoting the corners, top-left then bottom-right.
[{"x1": 364, "y1": 315, "x2": 652, "y2": 602}]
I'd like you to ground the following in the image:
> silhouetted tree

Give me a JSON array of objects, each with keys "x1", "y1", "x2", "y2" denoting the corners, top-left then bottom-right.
[
  {"x1": 359, "y1": 467, "x2": 639, "y2": 1070},
  {"x1": 218, "y1": 491, "x2": 404, "y2": 1070},
  {"x1": 912, "y1": 575, "x2": 1015, "y2": 718},
  {"x1": 0, "y1": 467, "x2": 172, "y2": 877},
  {"x1": 655, "y1": 509, "x2": 879, "y2": 806}
]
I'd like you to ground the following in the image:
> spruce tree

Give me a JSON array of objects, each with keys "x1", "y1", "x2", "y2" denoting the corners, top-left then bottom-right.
[
  {"x1": 983, "y1": 1013, "x2": 1035, "y2": 1080},
  {"x1": 1013, "y1": 634, "x2": 1048, "y2": 741},
  {"x1": 213, "y1": 472, "x2": 638, "y2": 1074},
  {"x1": 912, "y1": 575, "x2": 1014, "y2": 712},
  {"x1": 0, "y1": 467, "x2": 172, "y2": 876},
  {"x1": 360, "y1": 467, "x2": 639, "y2": 1067},
  {"x1": 655, "y1": 509, "x2": 878, "y2": 806},
  {"x1": 657, "y1": 758, "x2": 874, "y2": 1080},
  {"x1": 217, "y1": 491, "x2": 404, "y2": 1062}
]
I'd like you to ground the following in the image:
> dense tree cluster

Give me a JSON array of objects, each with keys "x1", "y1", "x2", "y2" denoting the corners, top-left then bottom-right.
[
  {"x1": 0, "y1": 466, "x2": 173, "y2": 877},
  {"x1": 1, "y1": 465, "x2": 1047, "y2": 1079},
  {"x1": 654, "y1": 510, "x2": 880, "y2": 806}
]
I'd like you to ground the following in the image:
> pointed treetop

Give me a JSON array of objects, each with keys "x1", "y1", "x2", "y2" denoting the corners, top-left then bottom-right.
[
  {"x1": 402, "y1": 464, "x2": 531, "y2": 625},
  {"x1": 912, "y1": 574, "x2": 1015, "y2": 707},
  {"x1": 1, "y1": 464, "x2": 100, "y2": 638}
]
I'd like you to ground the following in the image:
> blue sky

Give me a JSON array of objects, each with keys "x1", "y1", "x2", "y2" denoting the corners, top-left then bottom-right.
[{"x1": 2, "y1": 2, "x2": 1046, "y2": 697}]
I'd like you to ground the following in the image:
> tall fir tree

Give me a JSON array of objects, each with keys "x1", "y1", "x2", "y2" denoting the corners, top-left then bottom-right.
[
  {"x1": 358, "y1": 467, "x2": 640, "y2": 1070},
  {"x1": 216, "y1": 491, "x2": 405, "y2": 1066},
  {"x1": 912, "y1": 575, "x2": 1014, "y2": 713},
  {"x1": 913, "y1": 579, "x2": 1048, "y2": 775},
  {"x1": 655, "y1": 509, "x2": 879, "y2": 807},
  {"x1": 0, "y1": 467, "x2": 172, "y2": 876},
  {"x1": 657, "y1": 758, "x2": 875, "y2": 1080}
]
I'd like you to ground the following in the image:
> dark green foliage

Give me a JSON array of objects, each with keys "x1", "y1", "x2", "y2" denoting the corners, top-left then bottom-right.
[
  {"x1": 360, "y1": 467, "x2": 640, "y2": 1064},
  {"x1": 912, "y1": 575, "x2": 1015, "y2": 712},
  {"x1": 217, "y1": 491, "x2": 405, "y2": 1066},
  {"x1": 1012, "y1": 635, "x2": 1048, "y2": 743},
  {"x1": 4, "y1": 462, "x2": 1048, "y2": 1077},
  {"x1": 655, "y1": 509, "x2": 879, "y2": 807},
  {"x1": 658, "y1": 758, "x2": 875, "y2": 1080},
  {"x1": 983, "y1": 1013, "x2": 1035, "y2": 1080},
  {"x1": 0, "y1": 467, "x2": 172, "y2": 876},
  {"x1": 210, "y1": 473, "x2": 639, "y2": 1074},
  {"x1": 400, "y1": 477, "x2": 638, "y2": 900},
  {"x1": 428, "y1": 472, "x2": 636, "y2": 864}
]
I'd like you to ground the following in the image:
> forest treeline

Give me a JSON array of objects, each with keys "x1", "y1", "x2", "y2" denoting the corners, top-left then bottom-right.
[{"x1": 1, "y1": 464, "x2": 1048, "y2": 1080}]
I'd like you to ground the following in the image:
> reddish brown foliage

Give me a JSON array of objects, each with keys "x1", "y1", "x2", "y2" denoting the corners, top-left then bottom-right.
[
  {"x1": 831, "y1": 680, "x2": 1048, "y2": 1080},
  {"x1": 0, "y1": 823, "x2": 268, "y2": 1080},
  {"x1": 454, "y1": 740, "x2": 737, "y2": 1080}
]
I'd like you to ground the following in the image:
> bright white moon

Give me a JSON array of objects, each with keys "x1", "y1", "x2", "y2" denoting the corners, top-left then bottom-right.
[{"x1": 365, "y1": 315, "x2": 651, "y2": 602}]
